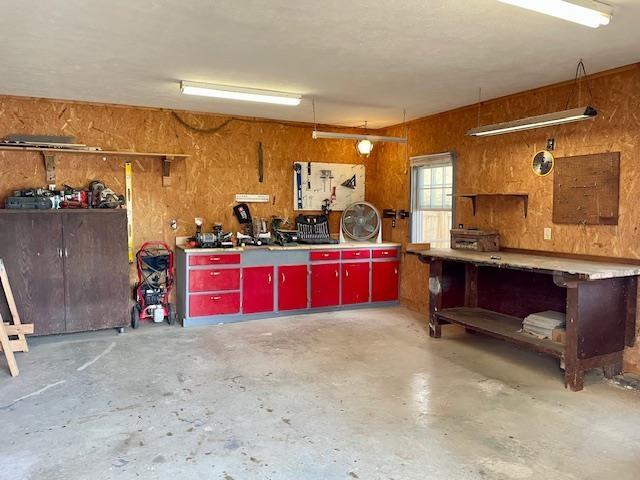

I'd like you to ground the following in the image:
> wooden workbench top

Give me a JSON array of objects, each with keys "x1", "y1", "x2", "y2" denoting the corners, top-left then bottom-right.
[{"x1": 410, "y1": 248, "x2": 640, "y2": 280}]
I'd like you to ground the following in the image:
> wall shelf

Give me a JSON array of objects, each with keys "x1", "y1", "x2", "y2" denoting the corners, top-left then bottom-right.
[
  {"x1": 453, "y1": 193, "x2": 529, "y2": 218},
  {"x1": 0, "y1": 146, "x2": 189, "y2": 186}
]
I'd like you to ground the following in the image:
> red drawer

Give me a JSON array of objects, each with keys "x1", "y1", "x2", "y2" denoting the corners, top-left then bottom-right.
[
  {"x1": 189, "y1": 253, "x2": 241, "y2": 266},
  {"x1": 189, "y1": 268, "x2": 240, "y2": 292},
  {"x1": 310, "y1": 251, "x2": 340, "y2": 261},
  {"x1": 341, "y1": 249, "x2": 371, "y2": 260},
  {"x1": 189, "y1": 292, "x2": 240, "y2": 316},
  {"x1": 372, "y1": 248, "x2": 398, "y2": 259}
]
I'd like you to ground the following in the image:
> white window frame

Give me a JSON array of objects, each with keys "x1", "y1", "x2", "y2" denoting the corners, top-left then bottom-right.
[{"x1": 409, "y1": 151, "x2": 456, "y2": 245}]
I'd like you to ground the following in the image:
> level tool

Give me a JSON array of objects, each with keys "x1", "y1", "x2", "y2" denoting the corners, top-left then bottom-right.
[{"x1": 125, "y1": 162, "x2": 134, "y2": 263}]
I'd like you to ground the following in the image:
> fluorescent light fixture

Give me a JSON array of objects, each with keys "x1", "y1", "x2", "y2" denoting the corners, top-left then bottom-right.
[
  {"x1": 498, "y1": 0, "x2": 613, "y2": 28},
  {"x1": 312, "y1": 130, "x2": 407, "y2": 144},
  {"x1": 180, "y1": 81, "x2": 302, "y2": 106},
  {"x1": 466, "y1": 106, "x2": 597, "y2": 137}
]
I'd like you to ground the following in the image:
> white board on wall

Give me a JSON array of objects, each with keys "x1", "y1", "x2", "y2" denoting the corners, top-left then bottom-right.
[{"x1": 293, "y1": 162, "x2": 365, "y2": 211}]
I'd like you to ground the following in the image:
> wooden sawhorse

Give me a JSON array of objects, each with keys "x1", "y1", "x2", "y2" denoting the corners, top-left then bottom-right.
[{"x1": 0, "y1": 258, "x2": 33, "y2": 376}]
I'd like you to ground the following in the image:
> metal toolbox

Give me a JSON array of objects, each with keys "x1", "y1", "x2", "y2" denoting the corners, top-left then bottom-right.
[
  {"x1": 5, "y1": 196, "x2": 53, "y2": 209},
  {"x1": 450, "y1": 228, "x2": 499, "y2": 252}
]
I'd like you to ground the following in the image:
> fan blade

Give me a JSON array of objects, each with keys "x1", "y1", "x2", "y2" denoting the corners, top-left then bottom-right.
[
  {"x1": 364, "y1": 224, "x2": 375, "y2": 233},
  {"x1": 343, "y1": 215, "x2": 356, "y2": 224},
  {"x1": 365, "y1": 210, "x2": 376, "y2": 221}
]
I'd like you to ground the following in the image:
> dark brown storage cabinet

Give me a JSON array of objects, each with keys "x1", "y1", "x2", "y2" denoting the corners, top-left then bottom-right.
[{"x1": 0, "y1": 210, "x2": 129, "y2": 335}]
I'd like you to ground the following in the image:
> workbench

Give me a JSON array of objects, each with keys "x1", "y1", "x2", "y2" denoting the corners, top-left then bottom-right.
[
  {"x1": 413, "y1": 248, "x2": 640, "y2": 391},
  {"x1": 176, "y1": 242, "x2": 401, "y2": 327}
]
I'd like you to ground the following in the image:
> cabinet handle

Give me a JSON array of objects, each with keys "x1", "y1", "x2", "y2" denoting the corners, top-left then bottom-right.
[
  {"x1": 267, "y1": 273, "x2": 272, "y2": 284},
  {"x1": 383, "y1": 251, "x2": 389, "y2": 255},
  {"x1": 64, "y1": 248, "x2": 69, "y2": 258},
  {"x1": 281, "y1": 273, "x2": 285, "y2": 283},
  {"x1": 57, "y1": 248, "x2": 63, "y2": 258},
  {"x1": 345, "y1": 270, "x2": 349, "y2": 278},
  {"x1": 211, "y1": 296, "x2": 221, "y2": 300},
  {"x1": 323, "y1": 253, "x2": 329, "y2": 257},
  {"x1": 354, "y1": 252, "x2": 361, "y2": 256},
  {"x1": 335, "y1": 270, "x2": 339, "y2": 278},
  {"x1": 210, "y1": 271, "x2": 220, "y2": 276},
  {"x1": 394, "y1": 268, "x2": 398, "y2": 275},
  {"x1": 210, "y1": 257, "x2": 220, "y2": 261}
]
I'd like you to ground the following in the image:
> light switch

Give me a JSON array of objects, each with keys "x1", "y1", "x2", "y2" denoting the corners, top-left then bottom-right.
[{"x1": 544, "y1": 228, "x2": 552, "y2": 241}]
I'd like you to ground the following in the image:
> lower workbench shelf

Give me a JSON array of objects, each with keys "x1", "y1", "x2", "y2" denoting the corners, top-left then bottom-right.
[{"x1": 436, "y1": 307, "x2": 564, "y2": 358}]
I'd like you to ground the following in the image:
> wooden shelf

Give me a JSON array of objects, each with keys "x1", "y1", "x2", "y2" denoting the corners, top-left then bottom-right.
[
  {"x1": 436, "y1": 306, "x2": 564, "y2": 358},
  {"x1": 0, "y1": 145, "x2": 188, "y2": 186},
  {"x1": 0, "y1": 145, "x2": 188, "y2": 158},
  {"x1": 453, "y1": 193, "x2": 529, "y2": 218}
]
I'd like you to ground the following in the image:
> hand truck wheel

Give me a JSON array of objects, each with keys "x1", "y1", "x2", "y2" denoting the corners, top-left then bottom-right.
[{"x1": 131, "y1": 304, "x2": 141, "y2": 329}]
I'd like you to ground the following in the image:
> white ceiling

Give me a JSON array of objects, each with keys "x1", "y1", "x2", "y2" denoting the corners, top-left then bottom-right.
[{"x1": 1, "y1": 0, "x2": 639, "y2": 128}]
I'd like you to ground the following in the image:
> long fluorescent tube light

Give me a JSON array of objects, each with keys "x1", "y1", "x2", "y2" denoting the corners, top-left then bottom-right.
[
  {"x1": 498, "y1": 0, "x2": 613, "y2": 28},
  {"x1": 312, "y1": 130, "x2": 407, "y2": 144},
  {"x1": 180, "y1": 81, "x2": 302, "y2": 106},
  {"x1": 466, "y1": 106, "x2": 597, "y2": 137}
]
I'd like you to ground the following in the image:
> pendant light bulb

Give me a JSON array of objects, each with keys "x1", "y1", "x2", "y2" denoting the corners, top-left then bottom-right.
[{"x1": 356, "y1": 139, "x2": 374, "y2": 157}]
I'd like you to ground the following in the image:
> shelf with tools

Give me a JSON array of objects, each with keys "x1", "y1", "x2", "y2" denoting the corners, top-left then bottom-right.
[{"x1": 0, "y1": 146, "x2": 189, "y2": 186}]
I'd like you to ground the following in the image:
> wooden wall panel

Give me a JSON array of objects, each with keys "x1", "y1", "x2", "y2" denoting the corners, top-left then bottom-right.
[
  {"x1": 0, "y1": 97, "x2": 374, "y2": 284},
  {"x1": 372, "y1": 64, "x2": 640, "y2": 372}
]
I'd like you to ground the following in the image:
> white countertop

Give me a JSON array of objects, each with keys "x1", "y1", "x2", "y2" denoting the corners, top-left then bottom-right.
[
  {"x1": 410, "y1": 248, "x2": 640, "y2": 280},
  {"x1": 178, "y1": 242, "x2": 401, "y2": 254}
]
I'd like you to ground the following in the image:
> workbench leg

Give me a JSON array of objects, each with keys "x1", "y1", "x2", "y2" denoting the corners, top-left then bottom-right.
[
  {"x1": 603, "y1": 358, "x2": 623, "y2": 379},
  {"x1": 428, "y1": 259, "x2": 443, "y2": 338},
  {"x1": 429, "y1": 316, "x2": 442, "y2": 338},
  {"x1": 565, "y1": 368, "x2": 584, "y2": 392}
]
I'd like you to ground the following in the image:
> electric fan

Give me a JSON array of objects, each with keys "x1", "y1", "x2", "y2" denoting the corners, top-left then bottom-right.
[{"x1": 340, "y1": 201, "x2": 382, "y2": 243}]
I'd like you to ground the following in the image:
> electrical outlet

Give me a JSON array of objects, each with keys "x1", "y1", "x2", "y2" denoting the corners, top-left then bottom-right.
[{"x1": 544, "y1": 227, "x2": 552, "y2": 241}]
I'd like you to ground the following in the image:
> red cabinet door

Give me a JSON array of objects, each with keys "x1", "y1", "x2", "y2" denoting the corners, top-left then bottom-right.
[
  {"x1": 342, "y1": 262, "x2": 370, "y2": 304},
  {"x1": 372, "y1": 261, "x2": 399, "y2": 302},
  {"x1": 278, "y1": 265, "x2": 308, "y2": 311},
  {"x1": 311, "y1": 263, "x2": 340, "y2": 308},
  {"x1": 243, "y1": 266, "x2": 274, "y2": 314}
]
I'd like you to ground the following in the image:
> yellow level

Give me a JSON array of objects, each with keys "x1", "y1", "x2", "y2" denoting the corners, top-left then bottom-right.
[{"x1": 125, "y1": 162, "x2": 134, "y2": 263}]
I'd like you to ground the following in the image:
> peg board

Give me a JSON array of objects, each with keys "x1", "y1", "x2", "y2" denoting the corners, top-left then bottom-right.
[
  {"x1": 293, "y1": 162, "x2": 365, "y2": 211},
  {"x1": 553, "y1": 152, "x2": 620, "y2": 225}
]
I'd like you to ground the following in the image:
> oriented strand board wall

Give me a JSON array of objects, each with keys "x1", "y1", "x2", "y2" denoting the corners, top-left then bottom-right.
[
  {"x1": 370, "y1": 63, "x2": 640, "y2": 372},
  {"x1": 0, "y1": 96, "x2": 375, "y2": 279}
]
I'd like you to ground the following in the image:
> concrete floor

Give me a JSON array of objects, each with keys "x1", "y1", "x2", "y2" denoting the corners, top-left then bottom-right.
[{"x1": 1, "y1": 307, "x2": 639, "y2": 480}]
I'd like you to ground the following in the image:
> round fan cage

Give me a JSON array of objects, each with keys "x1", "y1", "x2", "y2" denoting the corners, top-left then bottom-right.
[{"x1": 341, "y1": 201, "x2": 381, "y2": 241}]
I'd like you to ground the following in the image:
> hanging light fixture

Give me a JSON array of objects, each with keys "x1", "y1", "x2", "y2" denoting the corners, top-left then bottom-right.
[
  {"x1": 310, "y1": 102, "x2": 407, "y2": 155},
  {"x1": 467, "y1": 106, "x2": 597, "y2": 136},
  {"x1": 467, "y1": 60, "x2": 598, "y2": 137}
]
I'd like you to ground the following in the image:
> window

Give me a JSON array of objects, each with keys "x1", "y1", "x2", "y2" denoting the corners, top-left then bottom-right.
[{"x1": 410, "y1": 152, "x2": 454, "y2": 248}]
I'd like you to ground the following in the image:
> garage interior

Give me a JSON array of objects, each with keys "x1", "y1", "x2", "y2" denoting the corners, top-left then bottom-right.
[{"x1": 1, "y1": 1, "x2": 640, "y2": 479}]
